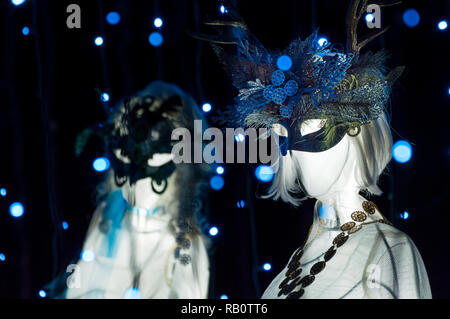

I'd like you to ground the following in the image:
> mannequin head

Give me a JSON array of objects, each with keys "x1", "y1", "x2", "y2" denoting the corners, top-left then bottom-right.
[{"x1": 266, "y1": 114, "x2": 393, "y2": 206}]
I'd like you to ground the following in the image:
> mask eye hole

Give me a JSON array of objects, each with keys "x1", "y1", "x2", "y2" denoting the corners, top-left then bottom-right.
[{"x1": 300, "y1": 119, "x2": 327, "y2": 136}]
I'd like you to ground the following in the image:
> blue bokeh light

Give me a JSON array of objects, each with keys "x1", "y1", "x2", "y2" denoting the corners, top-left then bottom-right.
[
  {"x1": 106, "y1": 12, "x2": 121, "y2": 25},
  {"x1": 318, "y1": 37, "x2": 328, "y2": 47},
  {"x1": 148, "y1": 32, "x2": 163, "y2": 47},
  {"x1": 392, "y1": 140, "x2": 412, "y2": 163},
  {"x1": 237, "y1": 200, "x2": 245, "y2": 208},
  {"x1": 22, "y1": 26, "x2": 30, "y2": 36},
  {"x1": 124, "y1": 287, "x2": 141, "y2": 299},
  {"x1": 62, "y1": 221, "x2": 69, "y2": 230},
  {"x1": 94, "y1": 36, "x2": 104, "y2": 46},
  {"x1": 81, "y1": 249, "x2": 95, "y2": 262},
  {"x1": 216, "y1": 166, "x2": 225, "y2": 175},
  {"x1": 10, "y1": 202, "x2": 24, "y2": 218},
  {"x1": 219, "y1": 5, "x2": 228, "y2": 14},
  {"x1": 400, "y1": 211, "x2": 410, "y2": 220},
  {"x1": 277, "y1": 55, "x2": 293, "y2": 71},
  {"x1": 93, "y1": 157, "x2": 110, "y2": 172},
  {"x1": 255, "y1": 165, "x2": 274, "y2": 182},
  {"x1": 209, "y1": 226, "x2": 219, "y2": 237},
  {"x1": 220, "y1": 294, "x2": 229, "y2": 299},
  {"x1": 202, "y1": 103, "x2": 212, "y2": 113},
  {"x1": 0, "y1": 188, "x2": 6, "y2": 197},
  {"x1": 438, "y1": 20, "x2": 448, "y2": 30},
  {"x1": 0, "y1": 253, "x2": 5, "y2": 262},
  {"x1": 11, "y1": 0, "x2": 26, "y2": 6},
  {"x1": 154, "y1": 17, "x2": 163, "y2": 28},
  {"x1": 101, "y1": 92, "x2": 110, "y2": 102},
  {"x1": 235, "y1": 133, "x2": 245, "y2": 143},
  {"x1": 39, "y1": 290, "x2": 46, "y2": 298},
  {"x1": 263, "y1": 263, "x2": 272, "y2": 271},
  {"x1": 210, "y1": 175, "x2": 224, "y2": 191},
  {"x1": 365, "y1": 13, "x2": 374, "y2": 23},
  {"x1": 403, "y1": 9, "x2": 420, "y2": 28}
]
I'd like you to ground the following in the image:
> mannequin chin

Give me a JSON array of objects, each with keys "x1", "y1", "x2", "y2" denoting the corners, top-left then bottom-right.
[{"x1": 292, "y1": 133, "x2": 354, "y2": 198}]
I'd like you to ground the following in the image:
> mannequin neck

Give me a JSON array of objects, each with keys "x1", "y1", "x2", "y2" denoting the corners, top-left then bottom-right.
[{"x1": 315, "y1": 187, "x2": 365, "y2": 227}]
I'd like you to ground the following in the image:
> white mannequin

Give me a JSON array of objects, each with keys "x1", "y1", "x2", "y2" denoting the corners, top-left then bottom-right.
[
  {"x1": 65, "y1": 158, "x2": 210, "y2": 299},
  {"x1": 262, "y1": 118, "x2": 432, "y2": 299}
]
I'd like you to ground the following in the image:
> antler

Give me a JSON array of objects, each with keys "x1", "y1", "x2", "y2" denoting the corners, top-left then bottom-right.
[{"x1": 346, "y1": 0, "x2": 398, "y2": 54}]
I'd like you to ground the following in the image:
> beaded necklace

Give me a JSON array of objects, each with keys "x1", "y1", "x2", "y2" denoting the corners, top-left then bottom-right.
[{"x1": 278, "y1": 201, "x2": 392, "y2": 299}]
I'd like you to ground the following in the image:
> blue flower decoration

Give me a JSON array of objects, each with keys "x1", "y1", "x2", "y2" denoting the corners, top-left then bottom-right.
[
  {"x1": 271, "y1": 70, "x2": 285, "y2": 86},
  {"x1": 272, "y1": 88, "x2": 287, "y2": 104},
  {"x1": 263, "y1": 85, "x2": 275, "y2": 100},
  {"x1": 280, "y1": 104, "x2": 293, "y2": 118},
  {"x1": 284, "y1": 80, "x2": 298, "y2": 96}
]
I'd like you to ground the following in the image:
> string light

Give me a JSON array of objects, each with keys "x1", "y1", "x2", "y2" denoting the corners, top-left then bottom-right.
[
  {"x1": 220, "y1": 294, "x2": 229, "y2": 299},
  {"x1": 38, "y1": 290, "x2": 46, "y2": 298},
  {"x1": 10, "y1": 202, "x2": 24, "y2": 218},
  {"x1": 235, "y1": 133, "x2": 245, "y2": 143},
  {"x1": 318, "y1": 37, "x2": 328, "y2": 47},
  {"x1": 62, "y1": 221, "x2": 69, "y2": 230},
  {"x1": 365, "y1": 13, "x2": 374, "y2": 23},
  {"x1": 101, "y1": 92, "x2": 110, "y2": 102},
  {"x1": 403, "y1": 9, "x2": 420, "y2": 28},
  {"x1": 219, "y1": 5, "x2": 228, "y2": 14},
  {"x1": 216, "y1": 166, "x2": 225, "y2": 175},
  {"x1": 202, "y1": 103, "x2": 212, "y2": 113},
  {"x1": 0, "y1": 253, "x2": 5, "y2": 262},
  {"x1": 276, "y1": 55, "x2": 293, "y2": 71},
  {"x1": 106, "y1": 12, "x2": 121, "y2": 25},
  {"x1": 93, "y1": 157, "x2": 110, "y2": 172},
  {"x1": 262, "y1": 263, "x2": 272, "y2": 271},
  {"x1": 237, "y1": 200, "x2": 245, "y2": 208},
  {"x1": 154, "y1": 17, "x2": 163, "y2": 28},
  {"x1": 209, "y1": 226, "x2": 219, "y2": 236},
  {"x1": 438, "y1": 20, "x2": 448, "y2": 30},
  {"x1": 94, "y1": 36, "x2": 104, "y2": 46},
  {"x1": 400, "y1": 211, "x2": 410, "y2": 220},
  {"x1": 81, "y1": 250, "x2": 95, "y2": 262},
  {"x1": 210, "y1": 175, "x2": 224, "y2": 190},
  {"x1": 11, "y1": 0, "x2": 26, "y2": 6},
  {"x1": 0, "y1": 188, "x2": 6, "y2": 197},
  {"x1": 255, "y1": 165, "x2": 274, "y2": 182},
  {"x1": 22, "y1": 26, "x2": 30, "y2": 36},
  {"x1": 393, "y1": 140, "x2": 412, "y2": 163},
  {"x1": 148, "y1": 32, "x2": 163, "y2": 47}
]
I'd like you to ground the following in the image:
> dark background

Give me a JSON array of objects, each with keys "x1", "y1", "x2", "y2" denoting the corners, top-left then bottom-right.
[{"x1": 0, "y1": 0, "x2": 449, "y2": 299}]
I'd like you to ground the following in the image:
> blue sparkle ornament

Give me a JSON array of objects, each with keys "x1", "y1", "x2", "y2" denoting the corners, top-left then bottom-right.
[
  {"x1": 271, "y1": 70, "x2": 285, "y2": 86},
  {"x1": 284, "y1": 80, "x2": 298, "y2": 96},
  {"x1": 272, "y1": 88, "x2": 287, "y2": 105},
  {"x1": 279, "y1": 104, "x2": 293, "y2": 118},
  {"x1": 263, "y1": 85, "x2": 275, "y2": 100}
]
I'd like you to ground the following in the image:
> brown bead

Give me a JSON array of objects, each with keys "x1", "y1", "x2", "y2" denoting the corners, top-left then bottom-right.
[
  {"x1": 324, "y1": 247, "x2": 336, "y2": 262},
  {"x1": 299, "y1": 275, "x2": 315, "y2": 288},
  {"x1": 333, "y1": 232, "x2": 349, "y2": 247},
  {"x1": 348, "y1": 224, "x2": 362, "y2": 234},
  {"x1": 340, "y1": 221, "x2": 356, "y2": 231},
  {"x1": 279, "y1": 277, "x2": 291, "y2": 289},
  {"x1": 286, "y1": 289, "x2": 305, "y2": 299},
  {"x1": 288, "y1": 268, "x2": 302, "y2": 280},
  {"x1": 310, "y1": 261, "x2": 326, "y2": 275},
  {"x1": 362, "y1": 201, "x2": 377, "y2": 215},
  {"x1": 351, "y1": 211, "x2": 367, "y2": 222}
]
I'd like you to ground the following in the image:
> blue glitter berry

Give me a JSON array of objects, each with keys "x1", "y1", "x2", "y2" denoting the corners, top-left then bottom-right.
[
  {"x1": 263, "y1": 85, "x2": 275, "y2": 100},
  {"x1": 279, "y1": 105, "x2": 293, "y2": 118},
  {"x1": 271, "y1": 70, "x2": 285, "y2": 86},
  {"x1": 272, "y1": 88, "x2": 287, "y2": 104},
  {"x1": 284, "y1": 80, "x2": 298, "y2": 97}
]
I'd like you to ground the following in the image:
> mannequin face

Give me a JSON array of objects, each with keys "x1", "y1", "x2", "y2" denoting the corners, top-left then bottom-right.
[{"x1": 291, "y1": 119, "x2": 357, "y2": 198}]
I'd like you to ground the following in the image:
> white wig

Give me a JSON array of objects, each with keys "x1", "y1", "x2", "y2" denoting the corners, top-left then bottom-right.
[{"x1": 264, "y1": 114, "x2": 393, "y2": 206}]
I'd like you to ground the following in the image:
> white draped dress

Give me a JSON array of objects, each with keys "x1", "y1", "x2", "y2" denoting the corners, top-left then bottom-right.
[
  {"x1": 262, "y1": 202, "x2": 432, "y2": 299},
  {"x1": 65, "y1": 189, "x2": 210, "y2": 299}
]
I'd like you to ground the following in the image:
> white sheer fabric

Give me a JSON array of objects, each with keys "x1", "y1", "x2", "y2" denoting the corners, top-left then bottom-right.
[
  {"x1": 262, "y1": 201, "x2": 431, "y2": 299},
  {"x1": 65, "y1": 190, "x2": 209, "y2": 299}
]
